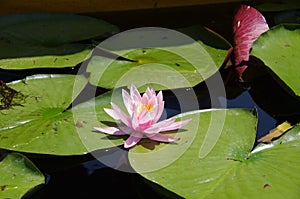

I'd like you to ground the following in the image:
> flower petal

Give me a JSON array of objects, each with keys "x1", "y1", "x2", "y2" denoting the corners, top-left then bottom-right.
[
  {"x1": 148, "y1": 133, "x2": 179, "y2": 142},
  {"x1": 104, "y1": 108, "x2": 120, "y2": 120},
  {"x1": 138, "y1": 109, "x2": 154, "y2": 125},
  {"x1": 233, "y1": 5, "x2": 269, "y2": 76},
  {"x1": 144, "y1": 118, "x2": 191, "y2": 135},
  {"x1": 159, "y1": 119, "x2": 192, "y2": 132},
  {"x1": 131, "y1": 111, "x2": 140, "y2": 131},
  {"x1": 153, "y1": 100, "x2": 164, "y2": 123},
  {"x1": 118, "y1": 125, "x2": 135, "y2": 135},
  {"x1": 124, "y1": 132, "x2": 143, "y2": 148},
  {"x1": 143, "y1": 118, "x2": 176, "y2": 135},
  {"x1": 156, "y1": 90, "x2": 163, "y2": 103},
  {"x1": 145, "y1": 87, "x2": 155, "y2": 100},
  {"x1": 111, "y1": 102, "x2": 131, "y2": 127},
  {"x1": 93, "y1": 126, "x2": 126, "y2": 135},
  {"x1": 122, "y1": 89, "x2": 133, "y2": 116},
  {"x1": 130, "y1": 84, "x2": 142, "y2": 103}
]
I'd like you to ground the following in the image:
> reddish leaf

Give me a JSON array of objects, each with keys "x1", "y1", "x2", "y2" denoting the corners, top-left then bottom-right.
[{"x1": 233, "y1": 5, "x2": 269, "y2": 76}]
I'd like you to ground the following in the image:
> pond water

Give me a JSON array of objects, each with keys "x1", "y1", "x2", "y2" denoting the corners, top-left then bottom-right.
[{"x1": 1, "y1": 2, "x2": 299, "y2": 198}]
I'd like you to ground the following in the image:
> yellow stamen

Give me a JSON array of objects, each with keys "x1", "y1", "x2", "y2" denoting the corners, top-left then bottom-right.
[
  {"x1": 137, "y1": 103, "x2": 153, "y2": 115},
  {"x1": 146, "y1": 104, "x2": 152, "y2": 112},
  {"x1": 137, "y1": 104, "x2": 144, "y2": 114}
]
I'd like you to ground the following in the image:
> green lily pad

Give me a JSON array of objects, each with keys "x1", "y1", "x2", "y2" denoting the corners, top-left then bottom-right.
[
  {"x1": 176, "y1": 24, "x2": 232, "y2": 67},
  {"x1": 0, "y1": 74, "x2": 123, "y2": 155},
  {"x1": 87, "y1": 26, "x2": 230, "y2": 91},
  {"x1": 0, "y1": 13, "x2": 119, "y2": 69},
  {"x1": 251, "y1": 24, "x2": 300, "y2": 97},
  {"x1": 0, "y1": 153, "x2": 45, "y2": 199},
  {"x1": 0, "y1": 43, "x2": 93, "y2": 69},
  {"x1": 129, "y1": 109, "x2": 300, "y2": 198},
  {"x1": 0, "y1": 13, "x2": 118, "y2": 44}
]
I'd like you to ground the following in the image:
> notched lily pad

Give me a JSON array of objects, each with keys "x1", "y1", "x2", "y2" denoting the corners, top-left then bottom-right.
[
  {"x1": 0, "y1": 74, "x2": 123, "y2": 155},
  {"x1": 87, "y1": 26, "x2": 230, "y2": 91},
  {"x1": 0, "y1": 153, "x2": 45, "y2": 199},
  {"x1": 129, "y1": 109, "x2": 300, "y2": 198},
  {"x1": 251, "y1": 24, "x2": 300, "y2": 97},
  {"x1": 0, "y1": 12, "x2": 119, "y2": 44},
  {"x1": 0, "y1": 13, "x2": 119, "y2": 69},
  {"x1": 0, "y1": 80, "x2": 26, "y2": 110}
]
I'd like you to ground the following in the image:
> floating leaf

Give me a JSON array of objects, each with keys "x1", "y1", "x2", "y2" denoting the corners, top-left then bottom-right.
[
  {"x1": 0, "y1": 13, "x2": 119, "y2": 69},
  {"x1": 130, "y1": 109, "x2": 300, "y2": 198},
  {"x1": 251, "y1": 24, "x2": 300, "y2": 96},
  {"x1": 129, "y1": 108, "x2": 257, "y2": 173},
  {"x1": 0, "y1": 13, "x2": 118, "y2": 44},
  {"x1": 87, "y1": 27, "x2": 230, "y2": 91},
  {"x1": 176, "y1": 24, "x2": 232, "y2": 67},
  {"x1": 0, "y1": 153, "x2": 45, "y2": 199},
  {"x1": 0, "y1": 80, "x2": 25, "y2": 110},
  {"x1": 0, "y1": 75, "x2": 123, "y2": 155},
  {"x1": 0, "y1": 43, "x2": 93, "y2": 69}
]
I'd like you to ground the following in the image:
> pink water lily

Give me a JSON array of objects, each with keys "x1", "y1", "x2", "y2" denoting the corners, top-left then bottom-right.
[
  {"x1": 94, "y1": 85, "x2": 191, "y2": 148},
  {"x1": 232, "y1": 5, "x2": 269, "y2": 76}
]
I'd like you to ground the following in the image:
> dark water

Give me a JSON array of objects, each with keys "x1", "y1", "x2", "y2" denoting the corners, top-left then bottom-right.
[{"x1": 0, "y1": 3, "x2": 299, "y2": 199}]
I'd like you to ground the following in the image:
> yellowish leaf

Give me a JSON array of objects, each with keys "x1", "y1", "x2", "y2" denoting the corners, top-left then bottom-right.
[{"x1": 258, "y1": 121, "x2": 292, "y2": 143}]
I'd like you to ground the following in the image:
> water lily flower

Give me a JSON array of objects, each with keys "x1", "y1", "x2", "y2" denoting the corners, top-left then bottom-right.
[
  {"x1": 232, "y1": 5, "x2": 269, "y2": 76},
  {"x1": 94, "y1": 85, "x2": 191, "y2": 148}
]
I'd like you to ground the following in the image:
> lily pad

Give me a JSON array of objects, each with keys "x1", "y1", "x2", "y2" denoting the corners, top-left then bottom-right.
[
  {"x1": 0, "y1": 13, "x2": 118, "y2": 44},
  {"x1": 0, "y1": 74, "x2": 123, "y2": 155},
  {"x1": 0, "y1": 43, "x2": 93, "y2": 69},
  {"x1": 176, "y1": 24, "x2": 232, "y2": 67},
  {"x1": 0, "y1": 153, "x2": 45, "y2": 199},
  {"x1": 0, "y1": 13, "x2": 119, "y2": 69},
  {"x1": 129, "y1": 109, "x2": 300, "y2": 198},
  {"x1": 251, "y1": 25, "x2": 300, "y2": 97},
  {"x1": 87, "y1": 27, "x2": 230, "y2": 91}
]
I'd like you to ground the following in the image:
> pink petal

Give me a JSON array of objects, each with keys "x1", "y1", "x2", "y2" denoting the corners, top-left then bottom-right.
[
  {"x1": 104, "y1": 108, "x2": 120, "y2": 120},
  {"x1": 148, "y1": 133, "x2": 179, "y2": 142},
  {"x1": 122, "y1": 89, "x2": 133, "y2": 116},
  {"x1": 111, "y1": 102, "x2": 131, "y2": 127},
  {"x1": 233, "y1": 5, "x2": 269, "y2": 76},
  {"x1": 131, "y1": 111, "x2": 140, "y2": 131},
  {"x1": 139, "y1": 120, "x2": 153, "y2": 131},
  {"x1": 118, "y1": 126, "x2": 135, "y2": 135},
  {"x1": 93, "y1": 126, "x2": 126, "y2": 135},
  {"x1": 130, "y1": 84, "x2": 142, "y2": 103},
  {"x1": 145, "y1": 87, "x2": 155, "y2": 99},
  {"x1": 159, "y1": 118, "x2": 192, "y2": 132},
  {"x1": 141, "y1": 92, "x2": 149, "y2": 104},
  {"x1": 124, "y1": 132, "x2": 143, "y2": 148},
  {"x1": 153, "y1": 100, "x2": 164, "y2": 123},
  {"x1": 156, "y1": 91, "x2": 163, "y2": 103},
  {"x1": 138, "y1": 107, "x2": 156, "y2": 126},
  {"x1": 144, "y1": 118, "x2": 177, "y2": 135}
]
